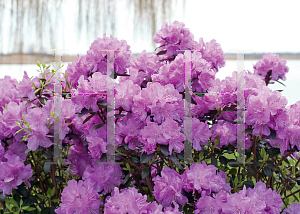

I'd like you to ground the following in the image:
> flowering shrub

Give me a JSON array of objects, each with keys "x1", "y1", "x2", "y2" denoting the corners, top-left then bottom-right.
[{"x1": 0, "y1": 20, "x2": 299, "y2": 214}]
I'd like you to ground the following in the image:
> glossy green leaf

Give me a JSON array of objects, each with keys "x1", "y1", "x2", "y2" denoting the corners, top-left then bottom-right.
[
  {"x1": 140, "y1": 152, "x2": 155, "y2": 163},
  {"x1": 141, "y1": 168, "x2": 150, "y2": 179}
]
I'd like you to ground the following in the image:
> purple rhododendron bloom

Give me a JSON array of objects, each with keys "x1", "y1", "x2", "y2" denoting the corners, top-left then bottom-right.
[
  {"x1": 152, "y1": 167, "x2": 188, "y2": 208},
  {"x1": 27, "y1": 124, "x2": 53, "y2": 151},
  {"x1": 183, "y1": 118, "x2": 211, "y2": 151},
  {"x1": 253, "y1": 52, "x2": 289, "y2": 82},
  {"x1": 82, "y1": 163, "x2": 124, "y2": 195},
  {"x1": 55, "y1": 179, "x2": 102, "y2": 214},
  {"x1": 182, "y1": 161, "x2": 231, "y2": 196},
  {"x1": 0, "y1": 153, "x2": 32, "y2": 196},
  {"x1": 283, "y1": 202, "x2": 300, "y2": 214},
  {"x1": 86, "y1": 33, "x2": 131, "y2": 76},
  {"x1": 115, "y1": 79, "x2": 141, "y2": 112},
  {"x1": 104, "y1": 187, "x2": 150, "y2": 214},
  {"x1": 153, "y1": 21, "x2": 196, "y2": 58},
  {"x1": 246, "y1": 181, "x2": 282, "y2": 214},
  {"x1": 222, "y1": 185, "x2": 266, "y2": 214},
  {"x1": 211, "y1": 120, "x2": 237, "y2": 148},
  {"x1": 17, "y1": 71, "x2": 35, "y2": 101}
]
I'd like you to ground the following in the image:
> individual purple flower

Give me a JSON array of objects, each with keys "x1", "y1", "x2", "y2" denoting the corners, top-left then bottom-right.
[
  {"x1": 27, "y1": 124, "x2": 53, "y2": 151},
  {"x1": 64, "y1": 55, "x2": 91, "y2": 89},
  {"x1": 103, "y1": 187, "x2": 150, "y2": 214},
  {"x1": 66, "y1": 142, "x2": 94, "y2": 177},
  {"x1": 87, "y1": 136, "x2": 107, "y2": 159},
  {"x1": 195, "y1": 194, "x2": 222, "y2": 214},
  {"x1": 115, "y1": 79, "x2": 141, "y2": 111},
  {"x1": 139, "y1": 117, "x2": 167, "y2": 154},
  {"x1": 1, "y1": 101, "x2": 24, "y2": 139},
  {"x1": 0, "y1": 76, "x2": 20, "y2": 113},
  {"x1": 211, "y1": 120, "x2": 237, "y2": 148},
  {"x1": 82, "y1": 163, "x2": 124, "y2": 195},
  {"x1": 152, "y1": 167, "x2": 188, "y2": 208},
  {"x1": 282, "y1": 202, "x2": 300, "y2": 214},
  {"x1": 55, "y1": 179, "x2": 102, "y2": 214},
  {"x1": 115, "y1": 116, "x2": 145, "y2": 149},
  {"x1": 130, "y1": 50, "x2": 161, "y2": 79},
  {"x1": 8, "y1": 140, "x2": 27, "y2": 160},
  {"x1": 16, "y1": 71, "x2": 35, "y2": 100},
  {"x1": 160, "y1": 117, "x2": 185, "y2": 155},
  {"x1": 143, "y1": 201, "x2": 164, "y2": 214},
  {"x1": 183, "y1": 118, "x2": 211, "y2": 151},
  {"x1": 253, "y1": 52, "x2": 289, "y2": 82},
  {"x1": 0, "y1": 153, "x2": 32, "y2": 196},
  {"x1": 164, "y1": 202, "x2": 183, "y2": 214}
]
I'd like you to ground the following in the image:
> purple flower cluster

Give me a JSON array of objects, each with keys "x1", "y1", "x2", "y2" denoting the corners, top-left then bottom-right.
[
  {"x1": 104, "y1": 186, "x2": 183, "y2": 214},
  {"x1": 153, "y1": 167, "x2": 188, "y2": 208},
  {"x1": 283, "y1": 202, "x2": 300, "y2": 214},
  {"x1": 0, "y1": 146, "x2": 32, "y2": 196},
  {"x1": 132, "y1": 82, "x2": 184, "y2": 124},
  {"x1": 152, "y1": 52, "x2": 215, "y2": 93},
  {"x1": 182, "y1": 118, "x2": 211, "y2": 151},
  {"x1": 82, "y1": 163, "x2": 124, "y2": 195},
  {"x1": 253, "y1": 52, "x2": 289, "y2": 82},
  {"x1": 182, "y1": 162, "x2": 231, "y2": 196},
  {"x1": 211, "y1": 120, "x2": 237, "y2": 148},
  {"x1": 119, "y1": 50, "x2": 162, "y2": 87},
  {"x1": 65, "y1": 33, "x2": 131, "y2": 88},
  {"x1": 193, "y1": 38, "x2": 226, "y2": 72},
  {"x1": 153, "y1": 21, "x2": 196, "y2": 58},
  {"x1": 55, "y1": 179, "x2": 103, "y2": 214},
  {"x1": 195, "y1": 181, "x2": 282, "y2": 214}
]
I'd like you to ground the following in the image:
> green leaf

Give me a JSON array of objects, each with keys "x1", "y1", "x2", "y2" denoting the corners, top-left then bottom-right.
[
  {"x1": 82, "y1": 114, "x2": 95, "y2": 124},
  {"x1": 276, "y1": 80, "x2": 286, "y2": 87},
  {"x1": 141, "y1": 168, "x2": 150, "y2": 179},
  {"x1": 268, "y1": 148, "x2": 280, "y2": 158},
  {"x1": 36, "y1": 194, "x2": 47, "y2": 200},
  {"x1": 211, "y1": 156, "x2": 218, "y2": 167},
  {"x1": 20, "y1": 199, "x2": 23, "y2": 207},
  {"x1": 114, "y1": 114, "x2": 126, "y2": 119},
  {"x1": 260, "y1": 148, "x2": 266, "y2": 159},
  {"x1": 15, "y1": 128, "x2": 25, "y2": 134},
  {"x1": 159, "y1": 145, "x2": 169, "y2": 157},
  {"x1": 55, "y1": 176, "x2": 65, "y2": 182},
  {"x1": 51, "y1": 199, "x2": 59, "y2": 203},
  {"x1": 92, "y1": 123, "x2": 104, "y2": 130},
  {"x1": 169, "y1": 154, "x2": 183, "y2": 170},
  {"x1": 263, "y1": 166, "x2": 272, "y2": 176},
  {"x1": 243, "y1": 180, "x2": 254, "y2": 188},
  {"x1": 269, "y1": 129, "x2": 276, "y2": 140},
  {"x1": 229, "y1": 168, "x2": 237, "y2": 175},
  {"x1": 23, "y1": 206, "x2": 36, "y2": 211},
  {"x1": 214, "y1": 135, "x2": 220, "y2": 146},
  {"x1": 44, "y1": 163, "x2": 51, "y2": 174},
  {"x1": 130, "y1": 155, "x2": 140, "y2": 164},
  {"x1": 242, "y1": 128, "x2": 253, "y2": 133},
  {"x1": 140, "y1": 152, "x2": 155, "y2": 163},
  {"x1": 47, "y1": 187, "x2": 55, "y2": 198},
  {"x1": 10, "y1": 198, "x2": 18, "y2": 208},
  {"x1": 219, "y1": 156, "x2": 228, "y2": 165},
  {"x1": 36, "y1": 61, "x2": 41, "y2": 67},
  {"x1": 78, "y1": 108, "x2": 93, "y2": 118},
  {"x1": 248, "y1": 168, "x2": 256, "y2": 175}
]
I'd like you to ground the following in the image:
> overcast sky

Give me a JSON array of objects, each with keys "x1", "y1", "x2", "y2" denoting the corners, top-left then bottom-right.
[
  {"x1": 60, "y1": 0, "x2": 300, "y2": 55},
  {"x1": 1, "y1": 0, "x2": 300, "y2": 55}
]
